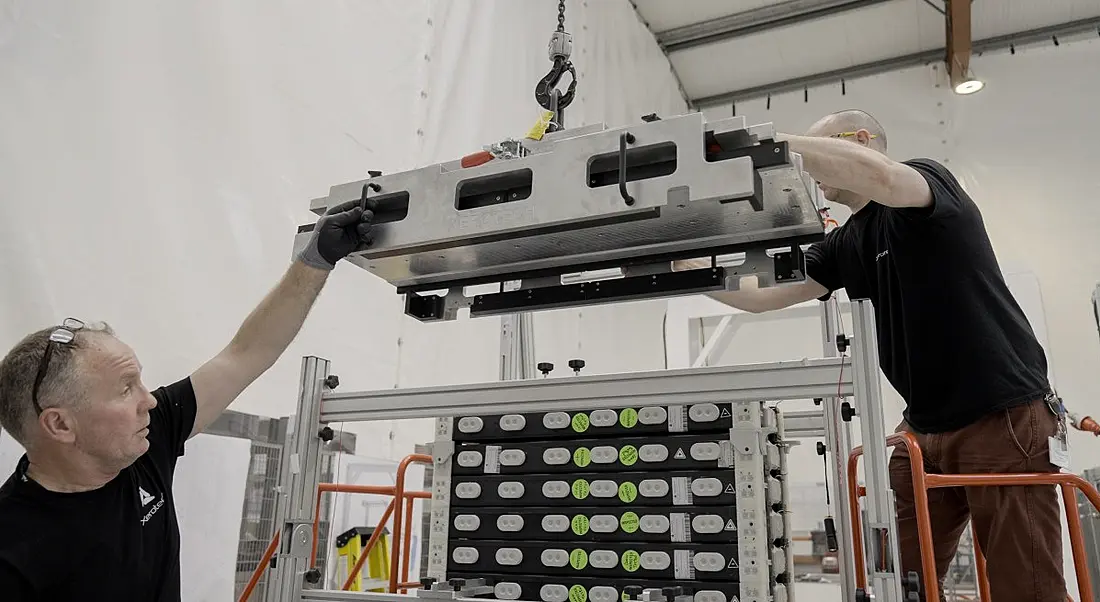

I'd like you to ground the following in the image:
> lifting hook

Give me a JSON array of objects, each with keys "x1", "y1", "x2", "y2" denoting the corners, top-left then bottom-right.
[
  {"x1": 535, "y1": 29, "x2": 576, "y2": 122},
  {"x1": 535, "y1": 57, "x2": 577, "y2": 114}
]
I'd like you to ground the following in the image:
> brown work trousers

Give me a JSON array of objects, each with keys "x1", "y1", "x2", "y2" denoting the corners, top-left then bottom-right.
[{"x1": 889, "y1": 397, "x2": 1067, "y2": 602}]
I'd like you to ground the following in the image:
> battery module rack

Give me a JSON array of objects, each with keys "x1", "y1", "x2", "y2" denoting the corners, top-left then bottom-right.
[
  {"x1": 264, "y1": 298, "x2": 920, "y2": 602},
  {"x1": 450, "y1": 504, "x2": 740, "y2": 543},
  {"x1": 443, "y1": 574, "x2": 740, "y2": 602},
  {"x1": 451, "y1": 431, "x2": 736, "y2": 476},
  {"x1": 429, "y1": 401, "x2": 794, "y2": 602},
  {"x1": 448, "y1": 470, "x2": 738, "y2": 508},
  {"x1": 451, "y1": 403, "x2": 737, "y2": 442}
]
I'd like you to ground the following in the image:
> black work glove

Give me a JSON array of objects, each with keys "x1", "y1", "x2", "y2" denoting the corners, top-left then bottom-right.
[{"x1": 297, "y1": 198, "x2": 375, "y2": 270}]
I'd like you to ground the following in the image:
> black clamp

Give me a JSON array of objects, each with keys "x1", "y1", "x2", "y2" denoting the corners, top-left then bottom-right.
[
  {"x1": 836, "y1": 334, "x2": 850, "y2": 354},
  {"x1": 841, "y1": 402, "x2": 856, "y2": 422},
  {"x1": 902, "y1": 571, "x2": 921, "y2": 600},
  {"x1": 824, "y1": 516, "x2": 839, "y2": 551}
]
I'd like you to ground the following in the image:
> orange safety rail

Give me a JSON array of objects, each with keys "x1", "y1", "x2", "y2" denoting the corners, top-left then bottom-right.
[
  {"x1": 340, "y1": 490, "x2": 430, "y2": 592},
  {"x1": 312, "y1": 484, "x2": 396, "y2": 568},
  {"x1": 389, "y1": 453, "x2": 433, "y2": 593},
  {"x1": 972, "y1": 525, "x2": 992, "y2": 602},
  {"x1": 401, "y1": 496, "x2": 415, "y2": 593},
  {"x1": 239, "y1": 530, "x2": 281, "y2": 602},
  {"x1": 847, "y1": 432, "x2": 1100, "y2": 602},
  {"x1": 338, "y1": 498, "x2": 396, "y2": 591},
  {"x1": 394, "y1": 492, "x2": 431, "y2": 593},
  {"x1": 236, "y1": 453, "x2": 434, "y2": 602},
  {"x1": 847, "y1": 433, "x2": 938, "y2": 596}
]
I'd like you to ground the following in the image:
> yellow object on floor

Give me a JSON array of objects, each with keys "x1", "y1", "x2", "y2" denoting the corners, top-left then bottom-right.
[{"x1": 335, "y1": 526, "x2": 389, "y2": 592}]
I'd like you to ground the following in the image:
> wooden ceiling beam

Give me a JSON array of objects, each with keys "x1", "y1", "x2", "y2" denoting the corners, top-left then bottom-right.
[{"x1": 946, "y1": 0, "x2": 973, "y2": 87}]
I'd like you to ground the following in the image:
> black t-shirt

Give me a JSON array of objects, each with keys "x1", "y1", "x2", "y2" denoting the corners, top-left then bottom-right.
[
  {"x1": 805, "y1": 158, "x2": 1050, "y2": 433},
  {"x1": 0, "y1": 377, "x2": 197, "y2": 601}
]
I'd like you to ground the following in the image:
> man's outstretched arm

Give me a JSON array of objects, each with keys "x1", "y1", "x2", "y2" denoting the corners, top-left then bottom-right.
[
  {"x1": 188, "y1": 198, "x2": 375, "y2": 438},
  {"x1": 671, "y1": 258, "x2": 830, "y2": 313},
  {"x1": 779, "y1": 133, "x2": 932, "y2": 209},
  {"x1": 708, "y1": 279, "x2": 829, "y2": 313}
]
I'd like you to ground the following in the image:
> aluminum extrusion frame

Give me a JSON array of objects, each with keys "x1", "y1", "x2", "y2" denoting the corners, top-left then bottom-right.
[
  {"x1": 265, "y1": 357, "x2": 335, "y2": 601},
  {"x1": 820, "y1": 297, "x2": 858, "y2": 602},
  {"x1": 850, "y1": 301, "x2": 904, "y2": 602},
  {"x1": 318, "y1": 359, "x2": 852, "y2": 423},
  {"x1": 270, "y1": 299, "x2": 897, "y2": 602}
]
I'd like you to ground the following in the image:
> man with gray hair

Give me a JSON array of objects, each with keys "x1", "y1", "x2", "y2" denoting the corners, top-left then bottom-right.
[{"x1": 0, "y1": 198, "x2": 375, "y2": 601}]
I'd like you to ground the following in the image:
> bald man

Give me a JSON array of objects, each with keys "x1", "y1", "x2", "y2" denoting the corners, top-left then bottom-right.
[{"x1": 680, "y1": 110, "x2": 1065, "y2": 601}]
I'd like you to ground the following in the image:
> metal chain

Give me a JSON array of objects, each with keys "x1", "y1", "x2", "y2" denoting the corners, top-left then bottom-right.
[{"x1": 535, "y1": 0, "x2": 575, "y2": 127}]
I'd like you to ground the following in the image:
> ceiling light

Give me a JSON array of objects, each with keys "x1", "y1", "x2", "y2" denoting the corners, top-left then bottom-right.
[{"x1": 954, "y1": 78, "x2": 984, "y2": 95}]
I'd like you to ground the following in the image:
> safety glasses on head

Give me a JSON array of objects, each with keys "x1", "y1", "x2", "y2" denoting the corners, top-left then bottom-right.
[
  {"x1": 830, "y1": 132, "x2": 878, "y2": 140},
  {"x1": 31, "y1": 318, "x2": 85, "y2": 414}
]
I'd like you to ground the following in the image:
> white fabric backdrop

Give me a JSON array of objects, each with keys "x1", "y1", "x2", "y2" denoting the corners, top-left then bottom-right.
[
  {"x1": 174, "y1": 435, "x2": 252, "y2": 602},
  {"x1": 0, "y1": 1, "x2": 686, "y2": 599}
]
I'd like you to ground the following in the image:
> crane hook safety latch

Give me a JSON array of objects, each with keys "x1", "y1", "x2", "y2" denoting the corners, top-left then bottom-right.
[{"x1": 535, "y1": 56, "x2": 577, "y2": 112}]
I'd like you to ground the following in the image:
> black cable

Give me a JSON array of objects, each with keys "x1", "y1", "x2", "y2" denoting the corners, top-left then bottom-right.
[
  {"x1": 834, "y1": 298, "x2": 848, "y2": 344},
  {"x1": 921, "y1": 0, "x2": 946, "y2": 16},
  {"x1": 821, "y1": 443, "x2": 838, "y2": 552}
]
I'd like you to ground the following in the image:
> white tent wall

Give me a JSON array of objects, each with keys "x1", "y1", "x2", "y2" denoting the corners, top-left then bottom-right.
[{"x1": 0, "y1": 1, "x2": 684, "y2": 598}]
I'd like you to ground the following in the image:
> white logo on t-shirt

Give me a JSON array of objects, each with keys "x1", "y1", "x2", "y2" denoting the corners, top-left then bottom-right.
[{"x1": 139, "y1": 485, "x2": 166, "y2": 526}]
